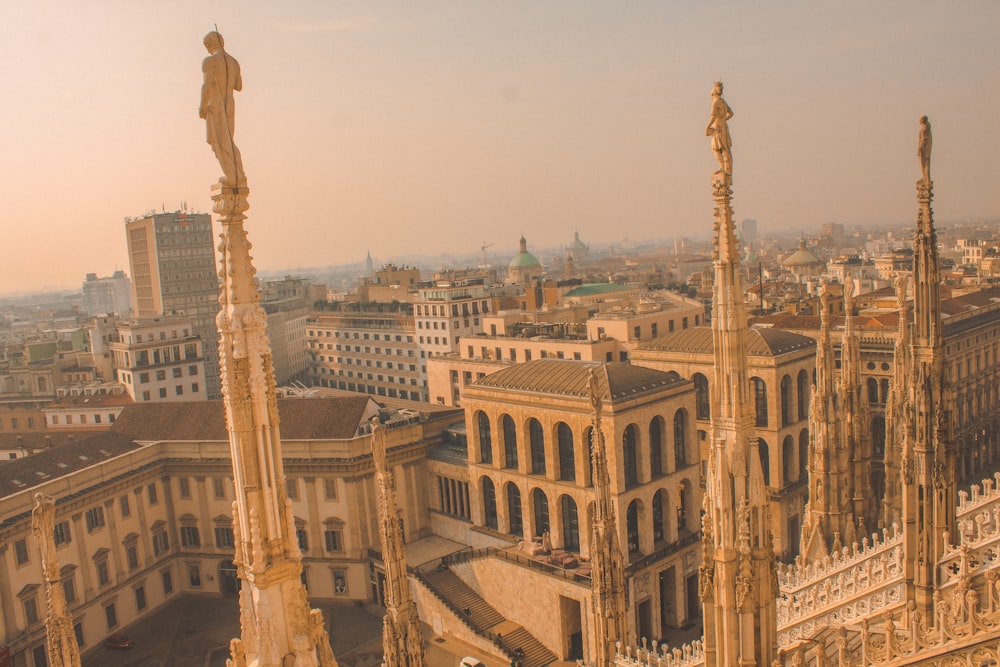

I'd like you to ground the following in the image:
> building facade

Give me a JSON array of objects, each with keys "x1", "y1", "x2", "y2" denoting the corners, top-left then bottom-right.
[
  {"x1": 108, "y1": 317, "x2": 207, "y2": 403},
  {"x1": 124, "y1": 211, "x2": 220, "y2": 399}
]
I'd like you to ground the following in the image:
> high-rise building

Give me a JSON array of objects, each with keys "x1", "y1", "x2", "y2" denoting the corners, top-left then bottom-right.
[
  {"x1": 81, "y1": 270, "x2": 132, "y2": 316},
  {"x1": 124, "y1": 211, "x2": 221, "y2": 398}
]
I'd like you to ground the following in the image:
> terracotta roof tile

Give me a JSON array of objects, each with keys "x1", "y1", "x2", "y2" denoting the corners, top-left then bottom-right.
[
  {"x1": 472, "y1": 359, "x2": 686, "y2": 402},
  {"x1": 637, "y1": 326, "x2": 815, "y2": 356},
  {"x1": 111, "y1": 396, "x2": 374, "y2": 442}
]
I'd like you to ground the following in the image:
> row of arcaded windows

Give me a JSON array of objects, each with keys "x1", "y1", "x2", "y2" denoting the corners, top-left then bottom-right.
[
  {"x1": 697, "y1": 371, "x2": 811, "y2": 429},
  {"x1": 477, "y1": 410, "x2": 691, "y2": 488}
]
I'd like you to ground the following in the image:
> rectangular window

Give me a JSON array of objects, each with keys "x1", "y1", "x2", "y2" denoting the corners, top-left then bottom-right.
[
  {"x1": 119, "y1": 495, "x2": 131, "y2": 518},
  {"x1": 105, "y1": 602, "x2": 118, "y2": 629},
  {"x1": 215, "y1": 526, "x2": 234, "y2": 548},
  {"x1": 24, "y1": 596, "x2": 38, "y2": 625},
  {"x1": 189, "y1": 365, "x2": 199, "y2": 376},
  {"x1": 54, "y1": 521, "x2": 71, "y2": 547},
  {"x1": 161, "y1": 569, "x2": 173, "y2": 595},
  {"x1": 323, "y1": 478, "x2": 337, "y2": 500},
  {"x1": 126, "y1": 543, "x2": 139, "y2": 570},
  {"x1": 213, "y1": 478, "x2": 226, "y2": 499},
  {"x1": 286, "y1": 478, "x2": 298, "y2": 500},
  {"x1": 139, "y1": 372, "x2": 149, "y2": 384},
  {"x1": 172, "y1": 367, "x2": 182, "y2": 378},
  {"x1": 74, "y1": 621, "x2": 84, "y2": 647},
  {"x1": 96, "y1": 559, "x2": 110, "y2": 587},
  {"x1": 142, "y1": 391, "x2": 151, "y2": 401},
  {"x1": 324, "y1": 528, "x2": 343, "y2": 552},
  {"x1": 134, "y1": 585, "x2": 147, "y2": 611},
  {"x1": 147, "y1": 483, "x2": 158, "y2": 505},
  {"x1": 191, "y1": 383, "x2": 199, "y2": 393},
  {"x1": 153, "y1": 529, "x2": 169, "y2": 556},
  {"x1": 14, "y1": 539, "x2": 29, "y2": 566},
  {"x1": 63, "y1": 575, "x2": 77, "y2": 604},
  {"x1": 296, "y1": 528, "x2": 308, "y2": 551},
  {"x1": 175, "y1": 385, "x2": 183, "y2": 395},
  {"x1": 178, "y1": 477, "x2": 191, "y2": 498},
  {"x1": 189, "y1": 565, "x2": 201, "y2": 587},
  {"x1": 156, "y1": 370, "x2": 166, "y2": 381},
  {"x1": 180, "y1": 526, "x2": 200, "y2": 548},
  {"x1": 159, "y1": 388, "x2": 167, "y2": 398},
  {"x1": 85, "y1": 507, "x2": 105, "y2": 532}
]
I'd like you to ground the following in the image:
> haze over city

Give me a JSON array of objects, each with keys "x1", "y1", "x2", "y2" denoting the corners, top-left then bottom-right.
[{"x1": 1, "y1": 1, "x2": 997, "y2": 292}]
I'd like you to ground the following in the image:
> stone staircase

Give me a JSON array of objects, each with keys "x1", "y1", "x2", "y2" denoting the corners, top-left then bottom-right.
[{"x1": 420, "y1": 568, "x2": 558, "y2": 667}]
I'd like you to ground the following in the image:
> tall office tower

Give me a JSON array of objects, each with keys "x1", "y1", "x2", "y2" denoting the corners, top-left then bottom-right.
[
  {"x1": 125, "y1": 211, "x2": 221, "y2": 398},
  {"x1": 81, "y1": 270, "x2": 133, "y2": 316}
]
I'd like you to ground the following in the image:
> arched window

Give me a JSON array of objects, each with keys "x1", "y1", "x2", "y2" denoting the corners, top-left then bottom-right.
[
  {"x1": 506, "y1": 483, "x2": 522, "y2": 537},
  {"x1": 652, "y1": 490, "x2": 665, "y2": 543},
  {"x1": 532, "y1": 489, "x2": 550, "y2": 537},
  {"x1": 477, "y1": 411, "x2": 492, "y2": 464},
  {"x1": 626, "y1": 500, "x2": 640, "y2": 554},
  {"x1": 694, "y1": 373, "x2": 710, "y2": 420},
  {"x1": 880, "y1": 378, "x2": 890, "y2": 404},
  {"x1": 502, "y1": 415, "x2": 518, "y2": 470},
  {"x1": 797, "y1": 370, "x2": 810, "y2": 421},
  {"x1": 623, "y1": 425, "x2": 639, "y2": 488},
  {"x1": 758, "y1": 439, "x2": 771, "y2": 486},
  {"x1": 867, "y1": 378, "x2": 879, "y2": 405},
  {"x1": 649, "y1": 417, "x2": 664, "y2": 477},
  {"x1": 782, "y1": 435, "x2": 794, "y2": 487},
  {"x1": 673, "y1": 410, "x2": 688, "y2": 469},
  {"x1": 561, "y1": 496, "x2": 580, "y2": 552},
  {"x1": 781, "y1": 375, "x2": 794, "y2": 426},
  {"x1": 752, "y1": 377, "x2": 768, "y2": 427},
  {"x1": 482, "y1": 478, "x2": 497, "y2": 530},
  {"x1": 529, "y1": 419, "x2": 545, "y2": 475},
  {"x1": 799, "y1": 428, "x2": 809, "y2": 482},
  {"x1": 557, "y1": 423, "x2": 576, "y2": 481},
  {"x1": 871, "y1": 416, "x2": 886, "y2": 459}
]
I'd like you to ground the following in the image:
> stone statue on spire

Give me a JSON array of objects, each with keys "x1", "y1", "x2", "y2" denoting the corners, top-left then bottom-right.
[
  {"x1": 917, "y1": 115, "x2": 932, "y2": 184},
  {"x1": 706, "y1": 81, "x2": 734, "y2": 179},
  {"x1": 200, "y1": 31, "x2": 246, "y2": 187}
]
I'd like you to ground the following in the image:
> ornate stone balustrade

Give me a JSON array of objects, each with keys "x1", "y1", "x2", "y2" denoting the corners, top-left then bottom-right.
[
  {"x1": 938, "y1": 475, "x2": 1000, "y2": 592},
  {"x1": 777, "y1": 525, "x2": 903, "y2": 594},
  {"x1": 613, "y1": 638, "x2": 705, "y2": 667},
  {"x1": 956, "y1": 473, "x2": 1000, "y2": 517}
]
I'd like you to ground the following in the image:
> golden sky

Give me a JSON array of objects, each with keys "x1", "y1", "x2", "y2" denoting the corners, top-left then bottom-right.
[{"x1": 1, "y1": 1, "x2": 997, "y2": 291}]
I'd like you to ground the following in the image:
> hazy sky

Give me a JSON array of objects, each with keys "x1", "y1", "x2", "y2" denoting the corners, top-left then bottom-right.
[{"x1": 1, "y1": 1, "x2": 997, "y2": 292}]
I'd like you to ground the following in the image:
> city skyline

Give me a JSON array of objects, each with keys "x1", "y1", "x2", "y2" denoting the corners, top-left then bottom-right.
[{"x1": 1, "y1": 1, "x2": 997, "y2": 292}]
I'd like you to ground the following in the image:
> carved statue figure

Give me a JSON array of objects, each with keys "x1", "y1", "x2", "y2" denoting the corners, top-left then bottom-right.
[
  {"x1": 917, "y1": 115, "x2": 932, "y2": 183},
  {"x1": 200, "y1": 31, "x2": 246, "y2": 186},
  {"x1": 227, "y1": 638, "x2": 247, "y2": 667},
  {"x1": 705, "y1": 81, "x2": 734, "y2": 177}
]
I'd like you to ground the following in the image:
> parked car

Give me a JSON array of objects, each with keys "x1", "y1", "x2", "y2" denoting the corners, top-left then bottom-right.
[{"x1": 105, "y1": 633, "x2": 134, "y2": 650}]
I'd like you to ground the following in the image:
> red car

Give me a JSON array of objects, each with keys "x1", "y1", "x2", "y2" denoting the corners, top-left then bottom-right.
[{"x1": 105, "y1": 633, "x2": 134, "y2": 650}]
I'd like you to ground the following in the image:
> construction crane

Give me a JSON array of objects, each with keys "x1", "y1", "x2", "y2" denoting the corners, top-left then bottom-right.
[{"x1": 481, "y1": 241, "x2": 494, "y2": 267}]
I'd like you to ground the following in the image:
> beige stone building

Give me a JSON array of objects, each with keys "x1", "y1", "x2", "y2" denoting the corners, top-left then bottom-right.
[
  {"x1": 632, "y1": 326, "x2": 817, "y2": 560},
  {"x1": 108, "y1": 316, "x2": 207, "y2": 403},
  {"x1": 449, "y1": 360, "x2": 703, "y2": 649},
  {"x1": 0, "y1": 397, "x2": 461, "y2": 666}
]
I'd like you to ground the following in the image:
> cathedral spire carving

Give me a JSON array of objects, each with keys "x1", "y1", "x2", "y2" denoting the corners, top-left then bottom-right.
[
  {"x1": 882, "y1": 274, "x2": 910, "y2": 531},
  {"x1": 31, "y1": 493, "x2": 82, "y2": 667},
  {"x1": 200, "y1": 31, "x2": 335, "y2": 667},
  {"x1": 840, "y1": 275, "x2": 875, "y2": 543},
  {"x1": 371, "y1": 419, "x2": 425, "y2": 667},
  {"x1": 701, "y1": 81, "x2": 777, "y2": 667},
  {"x1": 902, "y1": 114, "x2": 955, "y2": 620},
  {"x1": 587, "y1": 368, "x2": 627, "y2": 667},
  {"x1": 801, "y1": 286, "x2": 843, "y2": 563}
]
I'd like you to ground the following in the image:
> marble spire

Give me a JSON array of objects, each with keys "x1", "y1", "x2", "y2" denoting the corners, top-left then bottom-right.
[
  {"x1": 371, "y1": 419, "x2": 425, "y2": 667},
  {"x1": 840, "y1": 274, "x2": 875, "y2": 544},
  {"x1": 587, "y1": 368, "x2": 627, "y2": 667},
  {"x1": 30, "y1": 493, "x2": 82, "y2": 667},
  {"x1": 902, "y1": 115, "x2": 955, "y2": 619},
  {"x1": 882, "y1": 274, "x2": 910, "y2": 531},
  {"x1": 801, "y1": 286, "x2": 844, "y2": 563},
  {"x1": 700, "y1": 81, "x2": 777, "y2": 667},
  {"x1": 200, "y1": 31, "x2": 336, "y2": 667}
]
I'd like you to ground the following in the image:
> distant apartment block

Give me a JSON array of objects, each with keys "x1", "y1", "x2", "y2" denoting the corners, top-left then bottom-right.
[
  {"x1": 43, "y1": 382, "x2": 133, "y2": 429},
  {"x1": 307, "y1": 313, "x2": 426, "y2": 401},
  {"x1": 81, "y1": 270, "x2": 132, "y2": 316},
  {"x1": 260, "y1": 276, "x2": 312, "y2": 385},
  {"x1": 415, "y1": 275, "x2": 491, "y2": 356},
  {"x1": 124, "y1": 211, "x2": 221, "y2": 398},
  {"x1": 359, "y1": 264, "x2": 421, "y2": 304},
  {"x1": 108, "y1": 316, "x2": 207, "y2": 403}
]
